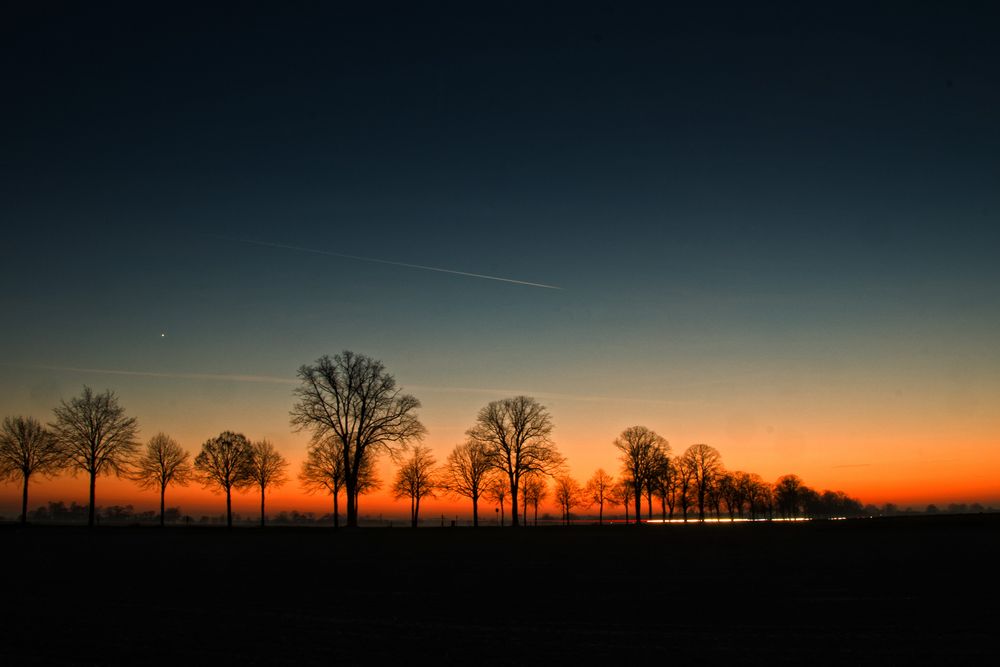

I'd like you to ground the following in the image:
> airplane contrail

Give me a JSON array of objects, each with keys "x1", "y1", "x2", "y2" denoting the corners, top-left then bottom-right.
[{"x1": 224, "y1": 237, "x2": 563, "y2": 290}]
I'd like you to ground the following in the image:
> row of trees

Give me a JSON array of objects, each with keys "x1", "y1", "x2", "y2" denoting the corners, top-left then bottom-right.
[
  {"x1": 0, "y1": 390, "x2": 290, "y2": 527},
  {"x1": 1, "y1": 350, "x2": 862, "y2": 528}
]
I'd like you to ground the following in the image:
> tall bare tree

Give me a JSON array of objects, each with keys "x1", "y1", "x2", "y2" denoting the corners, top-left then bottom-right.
[
  {"x1": 194, "y1": 431, "x2": 254, "y2": 528},
  {"x1": 554, "y1": 475, "x2": 585, "y2": 525},
  {"x1": 129, "y1": 433, "x2": 192, "y2": 527},
  {"x1": 247, "y1": 439, "x2": 289, "y2": 527},
  {"x1": 466, "y1": 395, "x2": 564, "y2": 527},
  {"x1": 290, "y1": 351, "x2": 425, "y2": 527},
  {"x1": 680, "y1": 444, "x2": 723, "y2": 521},
  {"x1": 585, "y1": 468, "x2": 614, "y2": 525},
  {"x1": 0, "y1": 416, "x2": 65, "y2": 525},
  {"x1": 50, "y1": 387, "x2": 140, "y2": 527},
  {"x1": 392, "y1": 445, "x2": 438, "y2": 528},
  {"x1": 613, "y1": 426, "x2": 669, "y2": 525},
  {"x1": 440, "y1": 440, "x2": 493, "y2": 527}
]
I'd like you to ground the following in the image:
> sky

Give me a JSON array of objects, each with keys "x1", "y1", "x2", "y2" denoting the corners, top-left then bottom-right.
[{"x1": 2, "y1": 2, "x2": 999, "y2": 518}]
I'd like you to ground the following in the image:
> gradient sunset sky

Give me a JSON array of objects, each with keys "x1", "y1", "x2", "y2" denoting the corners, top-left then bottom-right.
[{"x1": 2, "y1": 2, "x2": 999, "y2": 518}]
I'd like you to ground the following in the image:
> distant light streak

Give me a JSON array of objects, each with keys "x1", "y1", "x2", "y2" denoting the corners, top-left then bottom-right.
[{"x1": 225, "y1": 237, "x2": 563, "y2": 290}]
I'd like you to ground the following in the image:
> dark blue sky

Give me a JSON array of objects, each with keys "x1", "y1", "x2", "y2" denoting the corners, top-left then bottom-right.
[{"x1": 2, "y1": 2, "x2": 999, "y2": 504}]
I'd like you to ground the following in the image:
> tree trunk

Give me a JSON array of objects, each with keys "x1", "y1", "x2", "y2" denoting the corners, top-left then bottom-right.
[
  {"x1": 598, "y1": 502, "x2": 603, "y2": 525},
  {"x1": 21, "y1": 472, "x2": 29, "y2": 525},
  {"x1": 533, "y1": 504, "x2": 538, "y2": 526},
  {"x1": 647, "y1": 491, "x2": 653, "y2": 519},
  {"x1": 226, "y1": 486, "x2": 233, "y2": 529},
  {"x1": 345, "y1": 475, "x2": 357, "y2": 528},
  {"x1": 472, "y1": 495, "x2": 479, "y2": 528},
  {"x1": 88, "y1": 470, "x2": 97, "y2": 528},
  {"x1": 160, "y1": 484, "x2": 166, "y2": 528},
  {"x1": 412, "y1": 496, "x2": 420, "y2": 528},
  {"x1": 634, "y1": 481, "x2": 642, "y2": 525},
  {"x1": 509, "y1": 480, "x2": 520, "y2": 527},
  {"x1": 260, "y1": 487, "x2": 266, "y2": 527},
  {"x1": 624, "y1": 501, "x2": 629, "y2": 523},
  {"x1": 333, "y1": 490, "x2": 340, "y2": 529}
]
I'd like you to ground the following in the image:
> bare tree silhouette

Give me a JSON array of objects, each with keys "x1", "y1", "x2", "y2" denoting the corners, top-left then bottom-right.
[
  {"x1": 392, "y1": 445, "x2": 437, "y2": 527},
  {"x1": 290, "y1": 351, "x2": 425, "y2": 527},
  {"x1": 775, "y1": 474, "x2": 806, "y2": 519},
  {"x1": 652, "y1": 456, "x2": 678, "y2": 520},
  {"x1": 194, "y1": 431, "x2": 254, "y2": 528},
  {"x1": 609, "y1": 476, "x2": 634, "y2": 523},
  {"x1": 614, "y1": 426, "x2": 669, "y2": 525},
  {"x1": 522, "y1": 473, "x2": 548, "y2": 526},
  {"x1": 585, "y1": 469, "x2": 614, "y2": 525},
  {"x1": 554, "y1": 475, "x2": 585, "y2": 525},
  {"x1": 680, "y1": 444, "x2": 722, "y2": 521},
  {"x1": 467, "y1": 396, "x2": 564, "y2": 527},
  {"x1": 0, "y1": 416, "x2": 65, "y2": 525},
  {"x1": 485, "y1": 477, "x2": 508, "y2": 526},
  {"x1": 298, "y1": 437, "x2": 344, "y2": 527},
  {"x1": 248, "y1": 439, "x2": 289, "y2": 527},
  {"x1": 676, "y1": 454, "x2": 696, "y2": 521},
  {"x1": 440, "y1": 440, "x2": 493, "y2": 527},
  {"x1": 129, "y1": 433, "x2": 192, "y2": 527},
  {"x1": 50, "y1": 387, "x2": 140, "y2": 528}
]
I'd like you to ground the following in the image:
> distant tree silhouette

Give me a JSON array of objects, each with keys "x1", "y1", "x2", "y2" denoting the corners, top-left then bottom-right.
[
  {"x1": 128, "y1": 433, "x2": 192, "y2": 527},
  {"x1": 392, "y1": 445, "x2": 437, "y2": 528},
  {"x1": 585, "y1": 469, "x2": 614, "y2": 525},
  {"x1": 467, "y1": 396, "x2": 564, "y2": 527},
  {"x1": 720, "y1": 472, "x2": 747, "y2": 520},
  {"x1": 440, "y1": 440, "x2": 493, "y2": 527},
  {"x1": 194, "y1": 431, "x2": 254, "y2": 528},
  {"x1": 50, "y1": 387, "x2": 140, "y2": 528},
  {"x1": 676, "y1": 456, "x2": 696, "y2": 521},
  {"x1": 653, "y1": 457, "x2": 678, "y2": 520},
  {"x1": 554, "y1": 475, "x2": 585, "y2": 525},
  {"x1": 522, "y1": 473, "x2": 548, "y2": 526},
  {"x1": 739, "y1": 473, "x2": 770, "y2": 520},
  {"x1": 485, "y1": 477, "x2": 508, "y2": 526},
  {"x1": 680, "y1": 444, "x2": 722, "y2": 521},
  {"x1": 0, "y1": 416, "x2": 65, "y2": 525},
  {"x1": 614, "y1": 426, "x2": 669, "y2": 525},
  {"x1": 247, "y1": 440, "x2": 289, "y2": 527},
  {"x1": 774, "y1": 474, "x2": 806, "y2": 519},
  {"x1": 609, "y1": 477, "x2": 635, "y2": 523},
  {"x1": 299, "y1": 441, "x2": 380, "y2": 528},
  {"x1": 290, "y1": 351, "x2": 425, "y2": 527},
  {"x1": 706, "y1": 468, "x2": 727, "y2": 519},
  {"x1": 299, "y1": 437, "x2": 344, "y2": 527}
]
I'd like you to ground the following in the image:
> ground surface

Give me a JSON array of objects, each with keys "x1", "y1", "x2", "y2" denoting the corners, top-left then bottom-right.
[{"x1": 2, "y1": 515, "x2": 998, "y2": 665}]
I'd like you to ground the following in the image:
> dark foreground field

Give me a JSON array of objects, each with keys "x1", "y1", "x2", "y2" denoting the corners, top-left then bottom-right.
[{"x1": 3, "y1": 515, "x2": 998, "y2": 665}]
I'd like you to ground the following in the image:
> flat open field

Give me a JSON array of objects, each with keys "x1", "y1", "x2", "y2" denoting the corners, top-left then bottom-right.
[{"x1": 3, "y1": 515, "x2": 998, "y2": 665}]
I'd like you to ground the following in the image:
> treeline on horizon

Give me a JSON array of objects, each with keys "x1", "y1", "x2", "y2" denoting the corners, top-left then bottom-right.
[{"x1": 0, "y1": 350, "x2": 982, "y2": 528}]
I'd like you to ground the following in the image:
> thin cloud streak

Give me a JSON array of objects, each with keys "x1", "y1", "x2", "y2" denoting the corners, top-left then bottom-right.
[
  {"x1": 6, "y1": 364, "x2": 298, "y2": 385},
  {"x1": 226, "y1": 236, "x2": 563, "y2": 290},
  {"x1": 11, "y1": 363, "x2": 704, "y2": 406}
]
